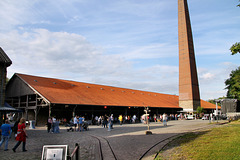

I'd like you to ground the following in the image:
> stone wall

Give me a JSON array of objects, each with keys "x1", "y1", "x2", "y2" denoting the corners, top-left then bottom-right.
[{"x1": 179, "y1": 100, "x2": 201, "y2": 111}]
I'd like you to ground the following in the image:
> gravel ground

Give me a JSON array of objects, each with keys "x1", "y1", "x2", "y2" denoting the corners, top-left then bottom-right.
[{"x1": 0, "y1": 119, "x2": 226, "y2": 160}]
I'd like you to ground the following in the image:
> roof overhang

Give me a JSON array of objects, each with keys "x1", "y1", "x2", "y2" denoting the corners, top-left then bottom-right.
[{"x1": 0, "y1": 102, "x2": 23, "y2": 112}]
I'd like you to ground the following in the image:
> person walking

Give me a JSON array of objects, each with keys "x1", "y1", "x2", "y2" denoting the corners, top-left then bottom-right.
[
  {"x1": 12, "y1": 118, "x2": 27, "y2": 152},
  {"x1": 0, "y1": 120, "x2": 12, "y2": 151},
  {"x1": 13, "y1": 119, "x2": 20, "y2": 138}
]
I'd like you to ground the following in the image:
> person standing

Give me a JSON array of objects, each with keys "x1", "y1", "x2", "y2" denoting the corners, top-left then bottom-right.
[
  {"x1": 98, "y1": 116, "x2": 102, "y2": 126},
  {"x1": 103, "y1": 115, "x2": 108, "y2": 128},
  {"x1": 107, "y1": 116, "x2": 111, "y2": 131},
  {"x1": 12, "y1": 118, "x2": 27, "y2": 152},
  {"x1": 55, "y1": 119, "x2": 60, "y2": 133},
  {"x1": 95, "y1": 116, "x2": 98, "y2": 125},
  {"x1": 118, "y1": 115, "x2": 123, "y2": 125},
  {"x1": 0, "y1": 120, "x2": 12, "y2": 151},
  {"x1": 133, "y1": 115, "x2": 137, "y2": 123},
  {"x1": 163, "y1": 113, "x2": 167, "y2": 126},
  {"x1": 110, "y1": 114, "x2": 114, "y2": 129},
  {"x1": 73, "y1": 115, "x2": 78, "y2": 131},
  {"x1": 78, "y1": 116, "x2": 84, "y2": 132},
  {"x1": 47, "y1": 117, "x2": 52, "y2": 133},
  {"x1": 175, "y1": 114, "x2": 178, "y2": 120},
  {"x1": 52, "y1": 116, "x2": 56, "y2": 133}
]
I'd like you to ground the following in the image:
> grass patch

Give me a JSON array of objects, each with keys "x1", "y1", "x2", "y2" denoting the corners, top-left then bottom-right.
[{"x1": 157, "y1": 121, "x2": 240, "y2": 160}]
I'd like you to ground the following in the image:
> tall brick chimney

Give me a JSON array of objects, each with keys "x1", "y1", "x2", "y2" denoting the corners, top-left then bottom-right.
[
  {"x1": 178, "y1": 0, "x2": 201, "y2": 112},
  {"x1": 0, "y1": 47, "x2": 12, "y2": 108}
]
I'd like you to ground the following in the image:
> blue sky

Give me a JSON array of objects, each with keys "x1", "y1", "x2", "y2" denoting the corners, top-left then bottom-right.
[{"x1": 0, "y1": 0, "x2": 239, "y2": 100}]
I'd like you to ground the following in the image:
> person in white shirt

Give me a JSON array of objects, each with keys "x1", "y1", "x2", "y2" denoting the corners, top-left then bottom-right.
[
  {"x1": 163, "y1": 113, "x2": 167, "y2": 126},
  {"x1": 74, "y1": 115, "x2": 78, "y2": 131}
]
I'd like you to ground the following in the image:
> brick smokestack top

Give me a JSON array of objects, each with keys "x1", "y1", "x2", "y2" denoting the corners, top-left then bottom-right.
[{"x1": 178, "y1": 0, "x2": 201, "y2": 111}]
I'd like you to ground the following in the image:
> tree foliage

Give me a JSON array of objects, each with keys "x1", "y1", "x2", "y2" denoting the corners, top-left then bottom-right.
[
  {"x1": 208, "y1": 97, "x2": 226, "y2": 105},
  {"x1": 225, "y1": 66, "x2": 240, "y2": 100},
  {"x1": 196, "y1": 106, "x2": 204, "y2": 114},
  {"x1": 229, "y1": 2, "x2": 240, "y2": 54},
  {"x1": 230, "y1": 42, "x2": 240, "y2": 55}
]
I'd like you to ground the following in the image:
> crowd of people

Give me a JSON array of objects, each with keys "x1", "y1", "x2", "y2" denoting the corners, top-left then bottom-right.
[
  {"x1": 91, "y1": 113, "x2": 194, "y2": 130},
  {"x1": 47, "y1": 116, "x2": 61, "y2": 133},
  {"x1": 0, "y1": 117, "x2": 28, "y2": 152},
  {"x1": 94, "y1": 114, "x2": 138, "y2": 127},
  {"x1": 0, "y1": 111, "x2": 207, "y2": 153},
  {"x1": 72, "y1": 115, "x2": 86, "y2": 132},
  {"x1": 47, "y1": 113, "x2": 198, "y2": 134}
]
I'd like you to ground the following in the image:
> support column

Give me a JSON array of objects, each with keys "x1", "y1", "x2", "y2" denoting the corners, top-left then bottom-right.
[
  {"x1": 18, "y1": 96, "x2": 21, "y2": 108},
  {"x1": 35, "y1": 94, "x2": 38, "y2": 125},
  {"x1": 26, "y1": 95, "x2": 29, "y2": 120},
  {"x1": 34, "y1": 108, "x2": 38, "y2": 126},
  {"x1": 125, "y1": 108, "x2": 128, "y2": 116},
  {"x1": 25, "y1": 109, "x2": 28, "y2": 120},
  {"x1": 49, "y1": 104, "x2": 51, "y2": 117},
  {"x1": 73, "y1": 105, "x2": 77, "y2": 117}
]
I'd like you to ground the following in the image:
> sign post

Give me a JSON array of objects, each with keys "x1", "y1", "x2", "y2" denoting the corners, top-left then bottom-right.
[
  {"x1": 144, "y1": 106, "x2": 152, "y2": 135},
  {"x1": 41, "y1": 145, "x2": 68, "y2": 160}
]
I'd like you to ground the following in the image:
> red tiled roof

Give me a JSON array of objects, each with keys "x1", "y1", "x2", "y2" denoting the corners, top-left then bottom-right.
[
  {"x1": 201, "y1": 99, "x2": 220, "y2": 109},
  {"x1": 16, "y1": 73, "x2": 218, "y2": 109}
]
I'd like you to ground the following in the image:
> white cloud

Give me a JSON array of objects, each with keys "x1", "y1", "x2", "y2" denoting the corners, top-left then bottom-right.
[
  {"x1": 200, "y1": 72, "x2": 215, "y2": 80},
  {"x1": 0, "y1": 29, "x2": 131, "y2": 79},
  {"x1": 1, "y1": 0, "x2": 240, "y2": 102},
  {"x1": 1, "y1": 28, "x2": 179, "y2": 96},
  {"x1": 120, "y1": 43, "x2": 178, "y2": 60},
  {"x1": 0, "y1": 0, "x2": 36, "y2": 30}
]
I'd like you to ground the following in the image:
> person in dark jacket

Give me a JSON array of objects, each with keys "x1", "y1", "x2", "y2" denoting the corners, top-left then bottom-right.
[{"x1": 13, "y1": 119, "x2": 20, "y2": 138}]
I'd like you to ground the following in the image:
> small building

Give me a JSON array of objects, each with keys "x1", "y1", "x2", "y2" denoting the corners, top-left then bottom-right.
[
  {"x1": 221, "y1": 99, "x2": 240, "y2": 114},
  {"x1": 6, "y1": 73, "x2": 218, "y2": 125},
  {"x1": 0, "y1": 47, "x2": 12, "y2": 123}
]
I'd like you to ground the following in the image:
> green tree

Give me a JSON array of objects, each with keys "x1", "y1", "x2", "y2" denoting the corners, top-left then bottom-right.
[
  {"x1": 229, "y1": 2, "x2": 240, "y2": 55},
  {"x1": 196, "y1": 106, "x2": 204, "y2": 114},
  {"x1": 230, "y1": 42, "x2": 240, "y2": 55},
  {"x1": 225, "y1": 66, "x2": 240, "y2": 100},
  {"x1": 196, "y1": 106, "x2": 205, "y2": 118},
  {"x1": 208, "y1": 97, "x2": 226, "y2": 105}
]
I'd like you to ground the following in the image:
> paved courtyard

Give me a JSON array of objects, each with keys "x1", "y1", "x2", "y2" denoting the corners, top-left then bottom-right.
[{"x1": 0, "y1": 119, "x2": 227, "y2": 160}]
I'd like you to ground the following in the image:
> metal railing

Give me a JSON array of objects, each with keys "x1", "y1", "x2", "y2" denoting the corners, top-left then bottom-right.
[{"x1": 68, "y1": 143, "x2": 79, "y2": 160}]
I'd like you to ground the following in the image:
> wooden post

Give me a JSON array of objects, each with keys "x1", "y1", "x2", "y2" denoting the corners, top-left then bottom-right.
[
  {"x1": 26, "y1": 95, "x2": 29, "y2": 120},
  {"x1": 49, "y1": 104, "x2": 51, "y2": 117},
  {"x1": 35, "y1": 94, "x2": 38, "y2": 125},
  {"x1": 75, "y1": 143, "x2": 79, "y2": 160}
]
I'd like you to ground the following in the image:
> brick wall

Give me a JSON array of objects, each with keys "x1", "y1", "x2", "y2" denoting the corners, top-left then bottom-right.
[{"x1": 178, "y1": 0, "x2": 200, "y2": 111}]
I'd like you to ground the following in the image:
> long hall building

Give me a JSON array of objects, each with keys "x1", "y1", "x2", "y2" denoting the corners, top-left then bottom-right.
[{"x1": 6, "y1": 73, "x2": 218, "y2": 125}]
